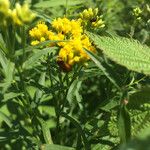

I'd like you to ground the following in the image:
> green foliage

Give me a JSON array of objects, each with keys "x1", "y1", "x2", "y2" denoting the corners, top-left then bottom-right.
[
  {"x1": 88, "y1": 32, "x2": 150, "y2": 75},
  {"x1": 0, "y1": 0, "x2": 150, "y2": 150},
  {"x1": 41, "y1": 144, "x2": 75, "y2": 150}
]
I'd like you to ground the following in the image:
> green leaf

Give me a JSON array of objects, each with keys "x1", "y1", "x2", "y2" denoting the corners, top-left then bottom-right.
[
  {"x1": 0, "y1": 60, "x2": 15, "y2": 93},
  {"x1": 67, "y1": 79, "x2": 83, "y2": 109},
  {"x1": 120, "y1": 136, "x2": 150, "y2": 150},
  {"x1": 34, "y1": 0, "x2": 84, "y2": 8},
  {"x1": 37, "y1": 117, "x2": 53, "y2": 144},
  {"x1": 84, "y1": 48, "x2": 120, "y2": 90},
  {"x1": 15, "y1": 40, "x2": 62, "y2": 57},
  {"x1": 34, "y1": 72, "x2": 46, "y2": 104},
  {"x1": 23, "y1": 47, "x2": 57, "y2": 69},
  {"x1": 41, "y1": 144, "x2": 75, "y2": 150},
  {"x1": 0, "y1": 49, "x2": 7, "y2": 73},
  {"x1": 128, "y1": 87, "x2": 150, "y2": 109},
  {"x1": 61, "y1": 112, "x2": 90, "y2": 150},
  {"x1": 3, "y1": 92, "x2": 23, "y2": 103},
  {"x1": 67, "y1": 79, "x2": 78, "y2": 103},
  {"x1": 88, "y1": 32, "x2": 150, "y2": 75},
  {"x1": 0, "y1": 34, "x2": 7, "y2": 54},
  {"x1": 0, "y1": 111, "x2": 13, "y2": 128},
  {"x1": 118, "y1": 106, "x2": 131, "y2": 143}
]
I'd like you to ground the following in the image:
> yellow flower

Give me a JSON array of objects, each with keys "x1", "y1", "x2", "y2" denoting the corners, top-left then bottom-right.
[
  {"x1": 70, "y1": 19, "x2": 83, "y2": 37},
  {"x1": 57, "y1": 34, "x2": 95, "y2": 67},
  {"x1": 9, "y1": 2, "x2": 36, "y2": 25},
  {"x1": 29, "y1": 15, "x2": 96, "y2": 71},
  {"x1": 37, "y1": 21, "x2": 48, "y2": 34},
  {"x1": 51, "y1": 17, "x2": 83, "y2": 36},
  {"x1": 40, "y1": 37, "x2": 46, "y2": 42},
  {"x1": 29, "y1": 21, "x2": 50, "y2": 45},
  {"x1": 79, "y1": 8, "x2": 105, "y2": 29},
  {"x1": 0, "y1": 0, "x2": 10, "y2": 25},
  {"x1": 80, "y1": 8, "x2": 98, "y2": 20},
  {"x1": 74, "y1": 56, "x2": 80, "y2": 62},
  {"x1": 31, "y1": 40, "x2": 40, "y2": 46},
  {"x1": 11, "y1": 8, "x2": 22, "y2": 25},
  {"x1": 52, "y1": 17, "x2": 72, "y2": 34},
  {"x1": 0, "y1": 0, "x2": 10, "y2": 16},
  {"x1": 92, "y1": 19, "x2": 105, "y2": 28}
]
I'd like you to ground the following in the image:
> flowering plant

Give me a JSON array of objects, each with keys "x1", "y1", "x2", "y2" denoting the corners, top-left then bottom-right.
[{"x1": 0, "y1": 0, "x2": 150, "y2": 150}]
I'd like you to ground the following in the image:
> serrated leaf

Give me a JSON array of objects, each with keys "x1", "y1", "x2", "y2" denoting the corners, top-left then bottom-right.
[{"x1": 88, "y1": 32, "x2": 150, "y2": 75}]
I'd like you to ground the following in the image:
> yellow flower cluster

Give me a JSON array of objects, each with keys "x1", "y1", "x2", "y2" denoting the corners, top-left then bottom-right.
[
  {"x1": 79, "y1": 8, "x2": 105, "y2": 28},
  {"x1": 0, "y1": 0, "x2": 36, "y2": 26},
  {"x1": 52, "y1": 18, "x2": 83, "y2": 37},
  {"x1": 29, "y1": 22, "x2": 49, "y2": 45},
  {"x1": 29, "y1": 17, "x2": 95, "y2": 71}
]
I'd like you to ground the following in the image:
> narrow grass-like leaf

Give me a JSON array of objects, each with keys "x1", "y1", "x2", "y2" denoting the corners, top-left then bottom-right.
[
  {"x1": 41, "y1": 144, "x2": 75, "y2": 150},
  {"x1": 67, "y1": 79, "x2": 78, "y2": 103},
  {"x1": 3, "y1": 92, "x2": 23, "y2": 103},
  {"x1": 34, "y1": 0, "x2": 84, "y2": 8},
  {"x1": 34, "y1": 72, "x2": 46, "y2": 104},
  {"x1": 84, "y1": 48, "x2": 120, "y2": 90},
  {"x1": 23, "y1": 47, "x2": 57, "y2": 69},
  {"x1": 15, "y1": 40, "x2": 63, "y2": 57},
  {"x1": 118, "y1": 106, "x2": 131, "y2": 143},
  {"x1": 0, "y1": 49, "x2": 7, "y2": 71},
  {"x1": 61, "y1": 112, "x2": 90, "y2": 150},
  {"x1": 0, "y1": 61, "x2": 15, "y2": 93},
  {"x1": 37, "y1": 117, "x2": 53, "y2": 144},
  {"x1": 0, "y1": 111, "x2": 13, "y2": 128},
  {"x1": 0, "y1": 34, "x2": 7, "y2": 54}
]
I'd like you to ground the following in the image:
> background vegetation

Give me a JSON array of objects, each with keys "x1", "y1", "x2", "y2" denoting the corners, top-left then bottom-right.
[{"x1": 0, "y1": 0, "x2": 150, "y2": 150}]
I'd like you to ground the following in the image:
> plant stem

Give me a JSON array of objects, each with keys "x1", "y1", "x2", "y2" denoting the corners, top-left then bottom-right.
[
  {"x1": 47, "y1": 55, "x2": 60, "y2": 143},
  {"x1": 22, "y1": 26, "x2": 26, "y2": 63},
  {"x1": 65, "y1": 0, "x2": 68, "y2": 17}
]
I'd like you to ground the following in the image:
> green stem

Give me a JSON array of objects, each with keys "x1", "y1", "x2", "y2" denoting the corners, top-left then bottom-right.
[
  {"x1": 11, "y1": 25, "x2": 16, "y2": 56},
  {"x1": 47, "y1": 55, "x2": 60, "y2": 142},
  {"x1": 65, "y1": 0, "x2": 68, "y2": 16},
  {"x1": 60, "y1": 66, "x2": 82, "y2": 112},
  {"x1": 3, "y1": 26, "x2": 10, "y2": 55},
  {"x1": 22, "y1": 26, "x2": 26, "y2": 63},
  {"x1": 17, "y1": 66, "x2": 30, "y2": 106}
]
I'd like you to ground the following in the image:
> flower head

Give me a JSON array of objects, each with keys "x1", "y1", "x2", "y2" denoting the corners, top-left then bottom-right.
[
  {"x1": 79, "y1": 8, "x2": 105, "y2": 29},
  {"x1": 29, "y1": 12, "x2": 97, "y2": 71},
  {"x1": 11, "y1": 2, "x2": 36, "y2": 25}
]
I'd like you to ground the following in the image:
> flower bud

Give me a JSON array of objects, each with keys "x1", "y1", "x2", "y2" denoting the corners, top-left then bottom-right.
[
  {"x1": 11, "y1": 2, "x2": 36, "y2": 25},
  {"x1": 0, "y1": 0, "x2": 10, "y2": 18},
  {"x1": 16, "y1": 2, "x2": 36, "y2": 24},
  {"x1": 94, "y1": 8, "x2": 98, "y2": 15}
]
